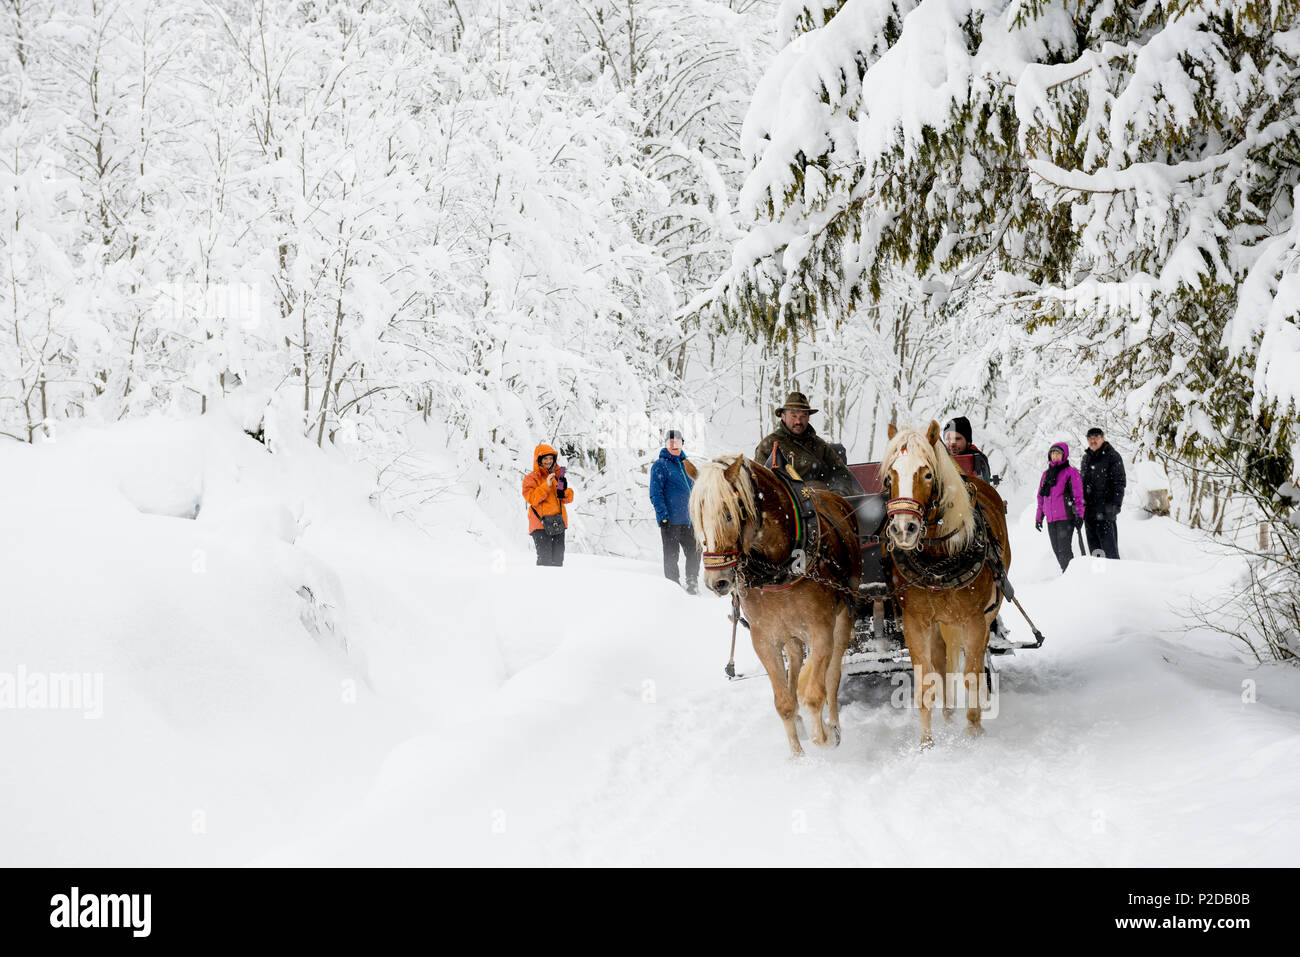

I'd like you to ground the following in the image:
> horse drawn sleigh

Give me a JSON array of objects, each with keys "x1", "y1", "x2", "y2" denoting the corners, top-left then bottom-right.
[{"x1": 687, "y1": 421, "x2": 1045, "y2": 753}]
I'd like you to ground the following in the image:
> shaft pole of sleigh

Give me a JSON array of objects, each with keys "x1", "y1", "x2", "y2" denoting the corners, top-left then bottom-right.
[{"x1": 1003, "y1": 587, "x2": 1046, "y2": 648}]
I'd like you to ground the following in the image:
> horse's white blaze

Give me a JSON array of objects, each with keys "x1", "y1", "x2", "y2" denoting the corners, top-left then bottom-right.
[
  {"x1": 883, "y1": 426, "x2": 976, "y2": 555},
  {"x1": 892, "y1": 446, "x2": 924, "y2": 501}
]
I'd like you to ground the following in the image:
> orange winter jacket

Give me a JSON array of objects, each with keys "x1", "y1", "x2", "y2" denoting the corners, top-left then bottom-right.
[{"x1": 523, "y1": 443, "x2": 574, "y2": 533}]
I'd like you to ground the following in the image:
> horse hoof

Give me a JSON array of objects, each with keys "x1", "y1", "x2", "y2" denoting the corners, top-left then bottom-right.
[
  {"x1": 966, "y1": 723, "x2": 985, "y2": 738},
  {"x1": 919, "y1": 736, "x2": 934, "y2": 751},
  {"x1": 830, "y1": 725, "x2": 842, "y2": 747}
]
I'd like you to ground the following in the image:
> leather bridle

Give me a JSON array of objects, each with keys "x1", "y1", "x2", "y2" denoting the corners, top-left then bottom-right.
[
  {"x1": 702, "y1": 549, "x2": 740, "y2": 570},
  {"x1": 700, "y1": 465, "x2": 808, "y2": 588}
]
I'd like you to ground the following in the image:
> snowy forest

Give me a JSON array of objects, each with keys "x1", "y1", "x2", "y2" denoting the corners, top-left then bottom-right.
[{"x1": 5, "y1": 0, "x2": 1296, "y2": 654}]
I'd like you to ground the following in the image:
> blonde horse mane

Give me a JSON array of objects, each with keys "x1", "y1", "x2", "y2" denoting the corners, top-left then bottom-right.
[
  {"x1": 882, "y1": 426, "x2": 974, "y2": 554},
  {"x1": 688, "y1": 455, "x2": 758, "y2": 552}
]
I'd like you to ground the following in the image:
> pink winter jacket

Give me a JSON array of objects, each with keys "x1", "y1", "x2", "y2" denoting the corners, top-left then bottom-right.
[{"x1": 1035, "y1": 442, "x2": 1085, "y2": 524}]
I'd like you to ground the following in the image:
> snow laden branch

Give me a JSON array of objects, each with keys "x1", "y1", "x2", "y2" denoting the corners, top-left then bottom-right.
[
  {"x1": 711, "y1": 0, "x2": 1300, "y2": 505},
  {"x1": 0, "y1": 0, "x2": 779, "y2": 555}
]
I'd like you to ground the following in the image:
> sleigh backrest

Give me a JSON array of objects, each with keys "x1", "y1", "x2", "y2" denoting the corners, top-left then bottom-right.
[{"x1": 849, "y1": 453, "x2": 977, "y2": 494}]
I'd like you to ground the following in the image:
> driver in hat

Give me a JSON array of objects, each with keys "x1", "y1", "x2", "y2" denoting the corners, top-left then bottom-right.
[{"x1": 754, "y1": 391, "x2": 857, "y2": 497}]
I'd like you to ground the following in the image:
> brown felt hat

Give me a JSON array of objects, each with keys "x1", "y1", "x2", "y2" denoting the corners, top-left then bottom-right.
[{"x1": 775, "y1": 391, "x2": 818, "y2": 416}]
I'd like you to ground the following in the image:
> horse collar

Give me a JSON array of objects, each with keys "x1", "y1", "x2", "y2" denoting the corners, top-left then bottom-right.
[{"x1": 891, "y1": 505, "x2": 991, "y2": 591}]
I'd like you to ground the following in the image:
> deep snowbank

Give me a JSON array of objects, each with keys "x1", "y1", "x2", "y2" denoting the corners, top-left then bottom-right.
[{"x1": 2, "y1": 416, "x2": 1296, "y2": 866}]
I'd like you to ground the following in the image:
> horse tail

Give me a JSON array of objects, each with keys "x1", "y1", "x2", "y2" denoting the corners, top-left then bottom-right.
[
  {"x1": 797, "y1": 654, "x2": 814, "y2": 705},
  {"x1": 945, "y1": 627, "x2": 961, "y2": 680}
]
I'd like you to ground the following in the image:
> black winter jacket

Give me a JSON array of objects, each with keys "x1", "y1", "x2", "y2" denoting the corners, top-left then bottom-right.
[{"x1": 1080, "y1": 442, "x2": 1126, "y2": 517}]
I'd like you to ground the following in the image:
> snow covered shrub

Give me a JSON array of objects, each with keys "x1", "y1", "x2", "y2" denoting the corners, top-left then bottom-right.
[
  {"x1": 1179, "y1": 444, "x2": 1300, "y2": 663},
  {"x1": 1195, "y1": 511, "x2": 1300, "y2": 664}
]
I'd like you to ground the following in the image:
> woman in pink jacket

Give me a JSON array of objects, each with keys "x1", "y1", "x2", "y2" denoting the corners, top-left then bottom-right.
[{"x1": 1035, "y1": 442, "x2": 1085, "y2": 572}]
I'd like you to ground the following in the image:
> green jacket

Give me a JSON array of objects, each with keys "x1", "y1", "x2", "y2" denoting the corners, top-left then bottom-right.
[{"x1": 754, "y1": 422, "x2": 857, "y2": 497}]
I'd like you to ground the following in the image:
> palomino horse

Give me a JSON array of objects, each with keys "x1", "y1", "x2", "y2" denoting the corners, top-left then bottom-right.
[
  {"x1": 686, "y1": 455, "x2": 860, "y2": 756},
  {"x1": 881, "y1": 421, "x2": 1010, "y2": 746}
]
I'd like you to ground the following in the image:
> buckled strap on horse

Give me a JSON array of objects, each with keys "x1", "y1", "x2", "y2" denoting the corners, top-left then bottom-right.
[
  {"x1": 886, "y1": 497, "x2": 925, "y2": 521},
  {"x1": 887, "y1": 478, "x2": 976, "y2": 544}
]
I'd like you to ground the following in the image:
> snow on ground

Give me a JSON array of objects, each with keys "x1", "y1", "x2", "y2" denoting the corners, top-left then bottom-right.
[{"x1": 2, "y1": 416, "x2": 1297, "y2": 866}]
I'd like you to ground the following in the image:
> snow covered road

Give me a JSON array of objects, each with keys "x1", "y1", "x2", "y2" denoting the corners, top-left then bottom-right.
[
  {"x1": 3, "y1": 420, "x2": 1297, "y2": 866},
  {"x1": 265, "y1": 540, "x2": 1300, "y2": 867}
]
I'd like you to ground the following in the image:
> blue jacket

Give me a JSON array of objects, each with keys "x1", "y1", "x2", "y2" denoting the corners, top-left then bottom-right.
[{"x1": 650, "y1": 448, "x2": 693, "y2": 525}]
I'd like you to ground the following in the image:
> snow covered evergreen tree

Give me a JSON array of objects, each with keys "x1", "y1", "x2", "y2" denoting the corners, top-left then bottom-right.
[
  {"x1": 719, "y1": 1, "x2": 1298, "y2": 477},
  {"x1": 718, "y1": 0, "x2": 1300, "y2": 645}
]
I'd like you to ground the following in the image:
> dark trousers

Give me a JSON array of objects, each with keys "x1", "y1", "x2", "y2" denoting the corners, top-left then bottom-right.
[
  {"x1": 660, "y1": 524, "x2": 699, "y2": 585},
  {"x1": 1047, "y1": 521, "x2": 1076, "y2": 573},
  {"x1": 1085, "y1": 516, "x2": 1120, "y2": 559},
  {"x1": 531, "y1": 529, "x2": 566, "y2": 566}
]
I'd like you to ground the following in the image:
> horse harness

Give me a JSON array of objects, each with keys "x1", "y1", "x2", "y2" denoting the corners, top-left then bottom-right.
[
  {"x1": 701, "y1": 454, "x2": 857, "y2": 602},
  {"x1": 887, "y1": 477, "x2": 1006, "y2": 593}
]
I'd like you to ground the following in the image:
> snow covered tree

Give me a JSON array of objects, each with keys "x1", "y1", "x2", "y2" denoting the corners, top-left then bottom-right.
[
  {"x1": 714, "y1": 0, "x2": 1300, "y2": 652},
  {"x1": 716, "y1": 0, "x2": 1300, "y2": 494},
  {"x1": 0, "y1": 0, "x2": 785, "y2": 556}
]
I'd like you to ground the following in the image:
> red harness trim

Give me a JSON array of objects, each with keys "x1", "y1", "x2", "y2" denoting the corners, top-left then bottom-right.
[
  {"x1": 702, "y1": 550, "x2": 740, "y2": 570},
  {"x1": 886, "y1": 497, "x2": 926, "y2": 519}
]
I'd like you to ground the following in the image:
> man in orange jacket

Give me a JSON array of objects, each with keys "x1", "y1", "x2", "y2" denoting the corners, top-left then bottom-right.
[{"x1": 522, "y1": 443, "x2": 574, "y2": 566}]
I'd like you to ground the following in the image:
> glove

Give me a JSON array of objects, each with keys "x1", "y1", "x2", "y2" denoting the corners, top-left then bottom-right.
[
  {"x1": 1106, "y1": 504, "x2": 1119, "y2": 521},
  {"x1": 556, "y1": 477, "x2": 567, "y2": 494},
  {"x1": 1035, "y1": 520, "x2": 1042, "y2": 532}
]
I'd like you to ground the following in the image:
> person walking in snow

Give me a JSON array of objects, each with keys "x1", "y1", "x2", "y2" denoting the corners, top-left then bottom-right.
[
  {"x1": 941, "y1": 416, "x2": 993, "y2": 483},
  {"x1": 650, "y1": 429, "x2": 699, "y2": 594},
  {"x1": 1081, "y1": 427, "x2": 1126, "y2": 559},
  {"x1": 1035, "y1": 442, "x2": 1085, "y2": 573},
  {"x1": 523, "y1": 443, "x2": 574, "y2": 567}
]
